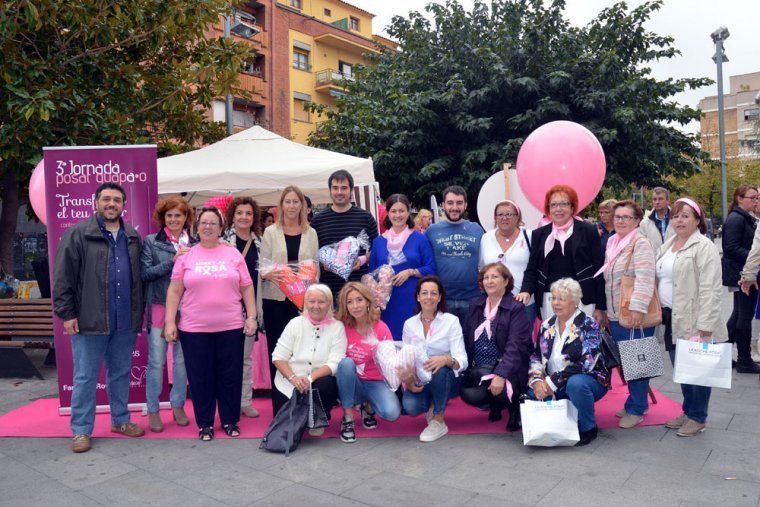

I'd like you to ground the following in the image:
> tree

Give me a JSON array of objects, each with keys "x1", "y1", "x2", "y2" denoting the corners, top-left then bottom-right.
[
  {"x1": 308, "y1": 0, "x2": 710, "y2": 218},
  {"x1": 0, "y1": 0, "x2": 253, "y2": 273}
]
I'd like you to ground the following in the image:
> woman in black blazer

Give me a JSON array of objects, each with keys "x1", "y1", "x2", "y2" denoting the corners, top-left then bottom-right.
[
  {"x1": 722, "y1": 185, "x2": 760, "y2": 374},
  {"x1": 516, "y1": 184, "x2": 606, "y2": 324}
]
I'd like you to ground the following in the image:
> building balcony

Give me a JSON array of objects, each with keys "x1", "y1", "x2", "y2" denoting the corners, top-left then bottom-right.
[
  {"x1": 313, "y1": 32, "x2": 378, "y2": 55},
  {"x1": 314, "y1": 69, "x2": 354, "y2": 93},
  {"x1": 234, "y1": 73, "x2": 267, "y2": 99}
]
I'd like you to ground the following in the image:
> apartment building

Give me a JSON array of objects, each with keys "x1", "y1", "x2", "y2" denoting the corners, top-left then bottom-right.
[
  {"x1": 208, "y1": 0, "x2": 394, "y2": 143},
  {"x1": 698, "y1": 71, "x2": 760, "y2": 159}
]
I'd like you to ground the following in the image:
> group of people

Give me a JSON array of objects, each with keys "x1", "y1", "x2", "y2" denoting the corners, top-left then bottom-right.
[{"x1": 53, "y1": 171, "x2": 758, "y2": 453}]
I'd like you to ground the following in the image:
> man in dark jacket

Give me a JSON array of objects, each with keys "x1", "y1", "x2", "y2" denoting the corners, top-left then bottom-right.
[{"x1": 53, "y1": 182, "x2": 146, "y2": 453}]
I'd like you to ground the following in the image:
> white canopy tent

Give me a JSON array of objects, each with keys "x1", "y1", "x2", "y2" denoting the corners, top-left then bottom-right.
[{"x1": 157, "y1": 126, "x2": 378, "y2": 212}]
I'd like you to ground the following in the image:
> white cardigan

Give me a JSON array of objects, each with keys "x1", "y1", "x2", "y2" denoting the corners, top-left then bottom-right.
[{"x1": 271, "y1": 315, "x2": 347, "y2": 398}]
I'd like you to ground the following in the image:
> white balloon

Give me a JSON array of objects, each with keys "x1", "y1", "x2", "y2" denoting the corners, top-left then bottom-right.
[{"x1": 477, "y1": 168, "x2": 544, "y2": 231}]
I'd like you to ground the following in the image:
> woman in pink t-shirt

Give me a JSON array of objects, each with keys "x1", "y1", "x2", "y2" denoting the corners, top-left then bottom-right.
[
  {"x1": 335, "y1": 282, "x2": 401, "y2": 443},
  {"x1": 164, "y1": 207, "x2": 257, "y2": 442}
]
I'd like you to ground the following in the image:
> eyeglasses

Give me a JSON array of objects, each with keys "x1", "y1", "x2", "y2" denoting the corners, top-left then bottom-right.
[
  {"x1": 198, "y1": 221, "x2": 220, "y2": 228},
  {"x1": 549, "y1": 202, "x2": 571, "y2": 209},
  {"x1": 495, "y1": 212, "x2": 518, "y2": 219},
  {"x1": 741, "y1": 195, "x2": 760, "y2": 201},
  {"x1": 613, "y1": 215, "x2": 636, "y2": 222}
]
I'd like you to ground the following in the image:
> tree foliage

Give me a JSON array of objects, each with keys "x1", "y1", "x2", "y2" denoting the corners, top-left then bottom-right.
[
  {"x1": 308, "y1": 0, "x2": 711, "y2": 214},
  {"x1": 0, "y1": 0, "x2": 253, "y2": 271}
]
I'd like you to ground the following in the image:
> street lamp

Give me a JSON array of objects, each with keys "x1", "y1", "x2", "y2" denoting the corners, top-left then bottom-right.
[
  {"x1": 223, "y1": 8, "x2": 259, "y2": 136},
  {"x1": 711, "y1": 26, "x2": 730, "y2": 223}
]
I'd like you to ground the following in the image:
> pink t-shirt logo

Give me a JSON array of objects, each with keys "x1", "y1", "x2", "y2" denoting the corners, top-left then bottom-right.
[{"x1": 193, "y1": 260, "x2": 229, "y2": 278}]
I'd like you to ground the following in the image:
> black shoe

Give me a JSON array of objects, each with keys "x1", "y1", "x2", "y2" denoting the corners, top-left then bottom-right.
[
  {"x1": 340, "y1": 418, "x2": 356, "y2": 443},
  {"x1": 506, "y1": 409, "x2": 521, "y2": 432},
  {"x1": 360, "y1": 405, "x2": 378, "y2": 429},
  {"x1": 575, "y1": 426, "x2": 598, "y2": 447},
  {"x1": 736, "y1": 360, "x2": 760, "y2": 374},
  {"x1": 488, "y1": 407, "x2": 503, "y2": 422}
]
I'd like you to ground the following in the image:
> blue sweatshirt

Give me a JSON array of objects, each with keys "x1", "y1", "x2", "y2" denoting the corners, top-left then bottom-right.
[{"x1": 425, "y1": 220, "x2": 484, "y2": 301}]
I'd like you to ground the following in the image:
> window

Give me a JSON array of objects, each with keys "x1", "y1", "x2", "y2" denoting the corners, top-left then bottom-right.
[
  {"x1": 324, "y1": 8, "x2": 331, "y2": 17},
  {"x1": 290, "y1": 0, "x2": 302, "y2": 9},
  {"x1": 292, "y1": 49, "x2": 309, "y2": 71},
  {"x1": 338, "y1": 61, "x2": 354, "y2": 79},
  {"x1": 744, "y1": 107, "x2": 760, "y2": 122},
  {"x1": 349, "y1": 17, "x2": 360, "y2": 31},
  {"x1": 293, "y1": 98, "x2": 310, "y2": 123}
]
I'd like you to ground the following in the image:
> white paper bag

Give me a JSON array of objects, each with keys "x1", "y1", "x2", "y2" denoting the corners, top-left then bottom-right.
[
  {"x1": 520, "y1": 399, "x2": 580, "y2": 447},
  {"x1": 673, "y1": 339, "x2": 732, "y2": 389}
]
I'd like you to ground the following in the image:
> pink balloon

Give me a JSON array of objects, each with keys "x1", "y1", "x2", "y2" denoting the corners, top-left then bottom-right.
[
  {"x1": 516, "y1": 121, "x2": 606, "y2": 213},
  {"x1": 29, "y1": 160, "x2": 47, "y2": 225}
]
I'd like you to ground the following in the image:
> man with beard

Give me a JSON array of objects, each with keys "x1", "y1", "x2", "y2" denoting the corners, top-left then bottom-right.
[
  {"x1": 425, "y1": 185, "x2": 484, "y2": 326},
  {"x1": 312, "y1": 170, "x2": 378, "y2": 301},
  {"x1": 54, "y1": 182, "x2": 146, "y2": 453}
]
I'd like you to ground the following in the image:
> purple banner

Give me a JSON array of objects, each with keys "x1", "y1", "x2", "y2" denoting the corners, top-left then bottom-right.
[{"x1": 44, "y1": 146, "x2": 159, "y2": 413}]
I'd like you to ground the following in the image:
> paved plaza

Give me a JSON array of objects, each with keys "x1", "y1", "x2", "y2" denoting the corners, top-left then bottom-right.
[{"x1": 1, "y1": 290, "x2": 759, "y2": 507}]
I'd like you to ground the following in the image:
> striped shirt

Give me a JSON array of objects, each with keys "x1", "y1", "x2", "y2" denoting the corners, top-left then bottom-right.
[
  {"x1": 604, "y1": 235, "x2": 656, "y2": 321},
  {"x1": 312, "y1": 205, "x2": 378, "y2": 299}
]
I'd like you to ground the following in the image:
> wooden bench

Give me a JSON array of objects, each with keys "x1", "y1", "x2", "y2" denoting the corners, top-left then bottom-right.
[{"x1": 0, "y1": 299, "x2": 55, "y2": 379}]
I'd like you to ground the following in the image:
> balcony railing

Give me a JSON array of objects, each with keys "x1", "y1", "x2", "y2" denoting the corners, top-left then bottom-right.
[
  {"x1": 234, "y1": 73, "x2": 266, "y2": 99},
  {"x1": 314, "y1": 69, "x2": 354, "y2": 89}
]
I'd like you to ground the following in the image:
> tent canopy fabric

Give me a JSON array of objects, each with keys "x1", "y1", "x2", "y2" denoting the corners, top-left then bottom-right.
[{"x1": 157, "y1": 126, "x2": 375, "y2": 207}]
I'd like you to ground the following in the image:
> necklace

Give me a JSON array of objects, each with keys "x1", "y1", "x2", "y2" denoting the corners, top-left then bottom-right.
[
  {"x1": 498, "y1": 228, "x2": 518, "y2": 243},
  {"x1": 420, "y1": 313, "x2": 436, "y2": 325}
]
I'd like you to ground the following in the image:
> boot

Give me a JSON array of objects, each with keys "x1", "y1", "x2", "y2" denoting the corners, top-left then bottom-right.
[
  {"x1": 148, "y1": 412, "x2": 163, "y2": 433},
  {"x1": 736, "y1": 358, "x2": 760, "y2": 374}
]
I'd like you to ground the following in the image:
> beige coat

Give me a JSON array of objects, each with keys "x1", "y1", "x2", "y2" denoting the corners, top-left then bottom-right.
[
  {"x1": 640, "y1": 209, "x2": 675, "y2": 252},
  {"x1": 657, "y1": 231, "x2": 726, "y2": 341},
  {"x1": 260, "y1": 223, "x2": 319, "y2": 301},
  {"x1": 740, "y1": 225, "x2": 760, "y2": 282}
]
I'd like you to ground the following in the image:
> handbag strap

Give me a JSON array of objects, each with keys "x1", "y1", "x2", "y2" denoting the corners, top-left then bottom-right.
[
  {"x1": 622, "y1": 237, "x2": 642, "y2": 273},
  {"x1": 241, "y1": 237, "x2": 253, "y2": 258},
  {"x1": 628, "y1": 327, "x2": 645, "y2": 340}
]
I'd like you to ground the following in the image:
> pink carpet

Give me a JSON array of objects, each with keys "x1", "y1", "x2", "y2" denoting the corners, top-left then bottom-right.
[{"x1": 0, "y1": 374, "x2": 681, "y2": 439}]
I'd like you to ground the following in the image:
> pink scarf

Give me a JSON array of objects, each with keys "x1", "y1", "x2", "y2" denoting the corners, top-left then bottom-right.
[
  {"x1": 543, "y1": 220, "x2": 574, "y2": 258},
  {"x1": 383, "y1": 227, "x2": 413, "y2": 258},
  {"x1": 164, "y1": 227, "x2": 190, "y2": 252},
  {"x1": 473, "y1": 297, "x2": 501, "y2": 342},
  {"x1": 305, "y1": 313, "x2": 335, "y2": 327},
  {"x1": 595, "y1": 228, "x2": 638, "y2": 277}
]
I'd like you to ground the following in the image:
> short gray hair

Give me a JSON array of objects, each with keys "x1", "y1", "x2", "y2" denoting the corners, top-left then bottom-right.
[
  {"x1": 652, "y1": 187, "x2": 670, "y2": 199},
  {"x1": 549, "y1": 278, "x2": 583, "y2": 305},
  {"x1": 304, "y1": 284, "x2": 334, "y2": 313}
]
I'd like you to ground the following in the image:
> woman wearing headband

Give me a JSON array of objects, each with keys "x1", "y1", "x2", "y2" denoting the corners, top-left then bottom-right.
[
  {"x1": 656, "y1": 197, "x2": 723, "y2": 437},
  {"x1": 479, "y1": 200, "x2": 535, "y2": 325}
]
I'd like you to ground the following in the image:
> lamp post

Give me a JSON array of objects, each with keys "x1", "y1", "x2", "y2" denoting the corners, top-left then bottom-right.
[
  {"x1": 711, "y1": 26, "x2": 730, "y2": 223},
  {"x1": 223, "y1": 12, "x2": 235, "y2": 136}
]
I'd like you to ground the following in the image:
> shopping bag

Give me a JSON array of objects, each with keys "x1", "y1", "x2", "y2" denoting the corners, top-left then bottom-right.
[
  {"x1": 260, "y1": 391, "x2": 309, "y2": 456},
  {"x1": 673, "y1": 338, "x2": 732, "y2": 389},
  {"x1": 617, "y1": 328, "x2": 665, "y2": 381},
  {"x1": 308, "y1": 387, "x2": 329, "y2": 429},
  {"x1": 520, "y1": 398, "x2": 580, "y2": 447}
]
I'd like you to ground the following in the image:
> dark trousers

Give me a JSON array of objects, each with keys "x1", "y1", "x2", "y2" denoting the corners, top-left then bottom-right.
[
  {"x1": 180, "y1": 327, "x2": 245, "y2": 428},
  {"x1": 263, "y1": 299, "x2": 300, "y2": 397},
  {"x1": 271, "y1": 375, "x2": 339, "y2": 419},
  {"x1": 460, "y1": 369, "x2": 522, "y2": 419},
  {"x1": 726, "y1": 288, "x2": 757, "y2": 361}
]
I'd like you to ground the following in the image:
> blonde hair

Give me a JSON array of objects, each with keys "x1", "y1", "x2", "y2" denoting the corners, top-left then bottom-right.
[
  {"x1": 550, "y1": 278, "x2": 583, "y2": 305},
  {"x1": 336, "y1": 282, "x2": 379, "y2": 329},
  {"x1": 304, "y1": 284, "x2": 334, "y2": 315},
  {"x1": 414, "y1": 209, "x2": 433, "y2": 226},
  {"x1": 599, "y1": 199, "x2": 618, "y2": 210},
  {"x1": 275, "y1": 185, "x2": 309, "y2": 232}
]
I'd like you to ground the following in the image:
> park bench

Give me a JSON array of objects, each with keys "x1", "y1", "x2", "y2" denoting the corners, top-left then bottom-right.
[{"x1": 0, "y1": 298, "x2": 55, "y2": 379}]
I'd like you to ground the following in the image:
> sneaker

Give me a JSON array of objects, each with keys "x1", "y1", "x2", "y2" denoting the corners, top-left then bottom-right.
[
  {"x1": 111, "y1": 422, "x2": 145, "y2": 437},
  {"x1": 735, "y1": 359, "x2": 760, "y2": 374},
  {"x1": 71, "y1": 434, "x2": 91, "y2": 453},
  {"x1": 575, "y1": 426, "x2": 598, "y2": 446},
  {"x1": 241, "y1": 405, "x2": 260, "y2": 418},
  {"x1": 148, "y1": 412, "x2": 163, "y2": 433},
  {"x1": 308, "y1": 427, "x2": 325, "y2": 437},
  {"x1": 420, "y1": 419, "x2": 448, "y2": 442},
  {"x1": 360, "y1": 405, "x2": 378, "y2": 430},
  {"x1": 665, "y1": 413, "x2": 687, "y2": 429},
  {"x1": 340, "y1": 418, "x2": 356, "y2": 443},
  {"x1": 619, "y1": 414, "x2": 644, "y2": 429},
  {"x1": 676, "y1": 418, "x2": 706, "y2": 437}
]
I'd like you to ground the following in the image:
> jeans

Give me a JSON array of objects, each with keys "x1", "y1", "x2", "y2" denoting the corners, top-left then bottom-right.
[
  {"x1": 528, "y1": 374, "x2": 608, "y2": 432},
  {"x1": 146, "y1": 326, "x2": 187, "y2": 413},
  {"x1": 70, "y1": 330, "x2": 136, "y2": 436},
  {"x1": 336, "y1": 358, "x2": 401, "y2": 421},
  {"x1": 402, "y1": 366, "x2": 461, "y2": 416},
  {"x1": 609, "y1": 321, "x2": 655, "y2": 417},
  {"x1": 668, "y1": 349, "x2": 711, "y2": 424},
  {"x1": 241, "y1": 333, "x2": 254, "y2": 407},
  {"x1": 447, "y1": 299, "x2": 470, "y2": 330}
]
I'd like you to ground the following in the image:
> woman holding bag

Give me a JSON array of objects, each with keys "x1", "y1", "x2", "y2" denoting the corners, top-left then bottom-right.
[
  {"x1": 656, "y1": 197, "x2": 724, "y2": 437},
  {"x1": 599, "y1": 200, "x2": 657, "y2": 429}
]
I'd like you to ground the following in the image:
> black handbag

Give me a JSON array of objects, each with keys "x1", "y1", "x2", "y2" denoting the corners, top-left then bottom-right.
[
  {"x1": 600, "y1": 328, "x2": 621, "y2": 371},
  {"x1": 260, "y1": 391, "x2": 309, "y2": 456},
  {"x1": 308, "y1": 388, "x2": 329, "y2": 429}
]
